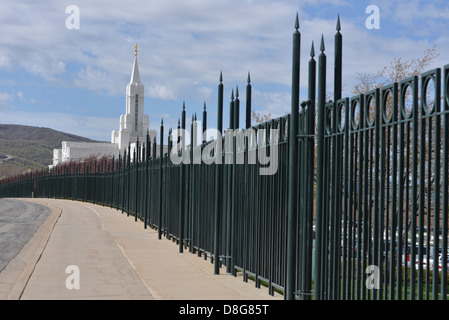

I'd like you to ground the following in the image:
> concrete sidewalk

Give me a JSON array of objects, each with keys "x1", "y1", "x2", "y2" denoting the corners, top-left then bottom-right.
[{"x1": 0, "y1": 198, "x2": 283, "y2": 300}]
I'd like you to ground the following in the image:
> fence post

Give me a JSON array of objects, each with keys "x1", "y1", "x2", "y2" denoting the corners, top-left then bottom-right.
[
  {"x1": 152, "y1": 136, "x2": 157, "y2": 227},
  {"x1": 135, "y1": 138, "x2": 139, "y2": 221},
  {"x1": 200, "y1": 104, "x2": 207, "y2": 257},
  {"x1": 214, "y1": 71, "x2": 224, "y2": 274},
  {"x1": 334, "y1": 15, "x2": 342, "y2": 102},
  {"x1": 315, "y1": 34, "x2": 326, "y2": 300},
  {"x1": 167, "y1": 127, "x2": 173, "y2": 239},
  {"x1": 225, "y1": 89, "x2": 235, "y2": 273},
  {"x1": 246, "y1": 73, "x2": 252, "y2": 129},
  {"x1": 121, "y1": 149, "x2": 126, "y2": 213},
  {"x1": 230, "y1": 86, "x2": 239, "y2": 276},
  {"x1": 332, "y1": 16, "x2": 343, "y2": 299},
  {"x1": 303, "y1": 41, "x2": 316, "y2": 300},
  {"x1": 188, "y1": 114, "x2": 194, "y2": 252},
  {"x1": 93, "y1": 159, "x2": 97, "y2": 204},
  {"x1": 144, "y1": 130, "x2": 150, "y2": 228},
  {"x1": 442, "y1": 65, "x2": 449, "y2": 300},
  {"x1": 127, "y1": 143, "x2": 131, "y2": 216},
  {"x1": 179, "y1": 102, "x2": 186, "y2": 253},
  {"x1": 159, "y1": 119, "x2": 164, "y2": 239},
  {"x1": 286, "y1": 13, "x2": 300, "y2": 301}
]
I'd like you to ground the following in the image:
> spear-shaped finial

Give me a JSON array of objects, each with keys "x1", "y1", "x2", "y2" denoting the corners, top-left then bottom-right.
[
  {"x1": 247, "y1": 71, "x2": 251, "y2": 84},
  {"x1": 295, "y1": 12, "x2": 299, "y2": 30},
  {"x1": 194, "y1": 113, "x2": 197, "y2": 121},
  {"x1": 161, "y1": 118, "x2": 163, "y2": 125},
  {"x1": 235, "y1": 86, "x2": 239, "y2": 98},
  {"x1": 183, "y1": 101, "x2": 185, "y2": 110},
  {"x1": 204, "y1": 101, "x2": 207, "y2": 111},
  {"x1": 231, "y1": 88, "x2": 234, "y2": 101},
  {"x1": 219, "y1": 70, "x2": 223, "y2": 83},
  {"x1": 320, "y1": 34, "x2": 325, "y2": 52},
  {"x1": 310, "y1": 41, "x2": 315, "y2": 58},
  {"x1": 336, "y1": 14, "x2": 341, "y2": 31}
]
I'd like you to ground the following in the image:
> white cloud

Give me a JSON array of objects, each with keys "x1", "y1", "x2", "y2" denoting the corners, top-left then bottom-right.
[
  {"x1": 0, "y1": 92, "x2": 13, "y2": 103},
  {"x1": 16, "y1": 91, "x2": 36, "y2": 104},
  {"x1": 253, "y1": 89, "x2": 291, "y2": 119},
  {"x1": 147, "y1": 84, "x2": 176, "y2": 100}
]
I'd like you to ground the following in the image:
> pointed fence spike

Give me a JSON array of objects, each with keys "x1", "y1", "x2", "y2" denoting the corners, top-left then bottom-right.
[
  {"x1": 295, "y1": 12, "x2": 299, "y2": 30},
  {"x1": 310, "y1": 41, "x2": 315, "y2": 57},
  {"x1": 219, "y1": 71, "x2": 223, "y2": 83},
  {"x1": 236, "y1": 86, "x2": 239, "y2": 98},
  {"x1": 231, "y1": 88, "x2": 234, "y2": 100},
  {"x1": 204, "y1": 101, "x2": 207, "y2": 111},
  {"x1": 247, "y1": 71, "x2": 251, "y2": 84},
  {"x1": 336, "y1": 14, "x2": 341, "y2": 31},
  {"x1": 320, "y1": 34, "x2": 325, "y2": 52}
]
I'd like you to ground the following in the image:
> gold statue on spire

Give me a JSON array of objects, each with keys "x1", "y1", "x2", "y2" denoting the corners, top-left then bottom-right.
[{"x1": 134, "y1": 43, "x2": 138, "y2": 56}]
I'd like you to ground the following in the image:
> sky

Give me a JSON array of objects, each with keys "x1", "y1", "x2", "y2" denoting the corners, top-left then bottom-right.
[{"x1": 0, "y1": 0, "x2": 448, "y2": 142}]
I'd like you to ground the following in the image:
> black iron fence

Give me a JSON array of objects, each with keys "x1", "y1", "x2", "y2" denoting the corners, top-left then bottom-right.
[{"x1": 1, "y1": 14, "x2": 448, "y2": 300}]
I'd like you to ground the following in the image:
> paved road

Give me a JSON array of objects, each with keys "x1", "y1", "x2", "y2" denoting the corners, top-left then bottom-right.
[{"x1": 0, "y1": 199, "x2": 51, "y2": 272}]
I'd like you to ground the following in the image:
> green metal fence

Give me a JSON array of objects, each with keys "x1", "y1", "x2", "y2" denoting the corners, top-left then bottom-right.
[{"x1": 1, "y1": 14, "x2": 448, "y2": 301}]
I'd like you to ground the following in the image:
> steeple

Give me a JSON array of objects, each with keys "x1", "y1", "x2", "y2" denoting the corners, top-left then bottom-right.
[
  {"x1": 111, "y1": 43, "x2": 152, "y2": 152},
  {"x1": 130, "y1": 44, "x2": 141, "y2": 84}
]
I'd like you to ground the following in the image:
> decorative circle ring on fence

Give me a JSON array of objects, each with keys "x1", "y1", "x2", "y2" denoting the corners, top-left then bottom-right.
[
  {"x1": 325, "y1": 103, "x2": 333, "y2": 135},
  {"x1": 365, "y1": 94, "x2": 376, "y2": 128},
  {"x1": 282, "y1": 116, "x2": 288, "y2": 141},
  {"x1": 422, "y1": 74, "x2": 436, "y2": 115},
  {"x1": 400, "y1": 82, "x2": 414, "y2": 119},
  {"x1": 382, "y1": 88, "x2": 394, "y2": 124},
  {"x1": 351, "y1": 99, "x2": 360, "y2": 130},
  {"x1": 336, "y1": 100, "x2": 346, "y2": 132}
]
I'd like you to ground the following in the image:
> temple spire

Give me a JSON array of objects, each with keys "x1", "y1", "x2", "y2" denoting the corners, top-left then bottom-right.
[{"x1": 130, "y1": 44, "x2": 141, "y2": 84}]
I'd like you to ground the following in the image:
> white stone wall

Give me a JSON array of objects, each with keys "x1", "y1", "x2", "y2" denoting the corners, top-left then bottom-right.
[
  {"x1": 63, "y1": 142, "x2": 119, "y2": 161},
  {"x1": 52, "y1": 149, "x2": 62, "y2": 167}
]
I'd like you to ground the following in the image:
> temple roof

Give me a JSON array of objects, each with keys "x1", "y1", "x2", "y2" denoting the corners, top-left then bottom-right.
[{"x1": 130, "y1": 56, "x2": 141, "y2": 84}]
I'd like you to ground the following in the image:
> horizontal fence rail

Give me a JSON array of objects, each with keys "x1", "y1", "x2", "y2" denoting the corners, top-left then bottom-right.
[{"x1": 1, "y1": 14, "x2": 448, "y2": 300}]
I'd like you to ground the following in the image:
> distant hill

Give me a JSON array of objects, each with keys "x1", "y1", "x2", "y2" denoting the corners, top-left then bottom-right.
[{"x1": 0, "y1": 124, "x2": 100, "y2": 179}]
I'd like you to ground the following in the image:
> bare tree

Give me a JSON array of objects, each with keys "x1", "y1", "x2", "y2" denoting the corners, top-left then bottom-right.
[
  {"x1": 251, "y1": 109, "x2": 272, "y2": 124},
  {"x1": 352, "y1": 46, "x2": 441, "y2": 265}
]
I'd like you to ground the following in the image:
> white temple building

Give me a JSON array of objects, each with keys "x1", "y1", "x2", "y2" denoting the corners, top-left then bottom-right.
[{"x1": 50, "y1": 45, "x2": 158, "y2": 169}]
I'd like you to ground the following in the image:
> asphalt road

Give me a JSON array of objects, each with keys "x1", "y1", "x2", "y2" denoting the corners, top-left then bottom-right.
[{"x1": 0, "y1": 199, "x2": 51, "y2": 272}]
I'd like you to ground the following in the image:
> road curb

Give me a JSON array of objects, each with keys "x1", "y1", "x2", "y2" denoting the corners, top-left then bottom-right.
[{"x1": 0, "y1": 199, "x2": 62, "y2": 300}]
